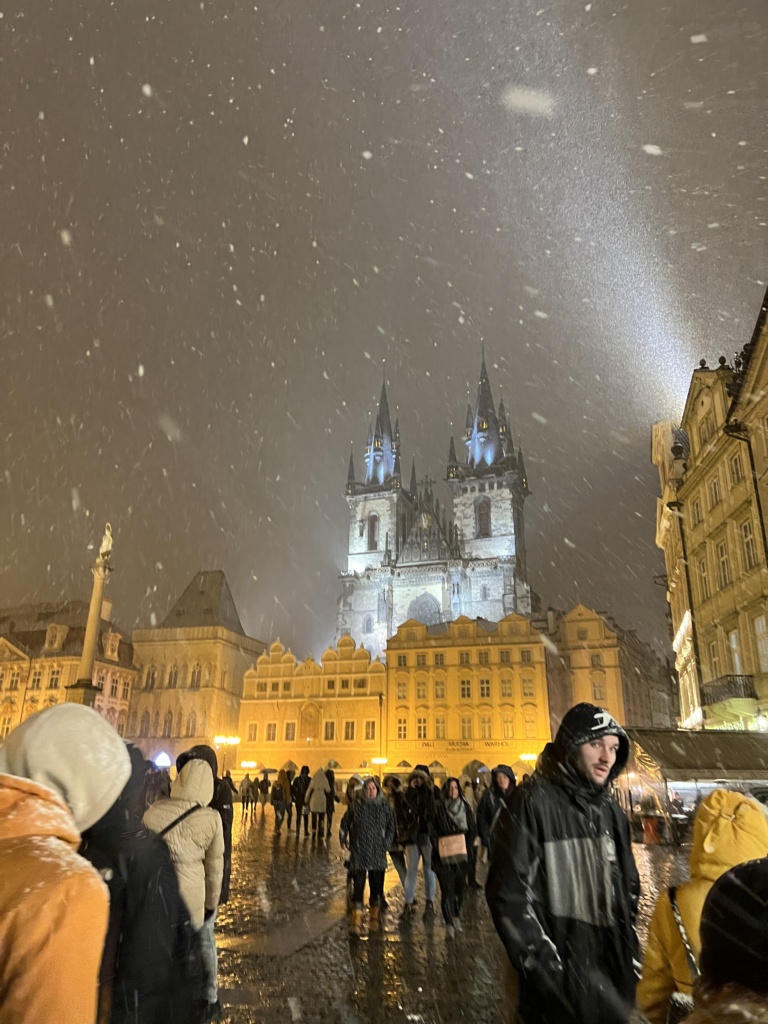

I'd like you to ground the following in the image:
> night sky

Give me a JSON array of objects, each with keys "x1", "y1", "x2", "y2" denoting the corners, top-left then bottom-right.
[{"x1": 2, "y1": 0, "x2": 766, "y2": 658}]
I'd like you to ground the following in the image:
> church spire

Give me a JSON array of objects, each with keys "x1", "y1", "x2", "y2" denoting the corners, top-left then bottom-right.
[
  {"x1": 466, "y1": 355, "x2": 501, "y2": 469},
  {"x1": 346, "y1": 444, "x2": 356, "y2": 495},
  {"x1": 447, "y1": 435, "x2": 459, "y2": 480},
  {"x1": 409, "y1": 457, "x2": 418, "y2": 497}
]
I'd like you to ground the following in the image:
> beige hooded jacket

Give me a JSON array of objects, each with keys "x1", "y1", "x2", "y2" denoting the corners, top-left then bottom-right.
[{"x1": 143, "y1": 758, "x2": 224, "y2": 929}]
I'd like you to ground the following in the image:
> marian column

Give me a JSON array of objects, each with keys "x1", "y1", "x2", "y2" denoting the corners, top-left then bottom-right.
[{"x1": 66, "y1": 523, "x2": 113, "y2": 707}]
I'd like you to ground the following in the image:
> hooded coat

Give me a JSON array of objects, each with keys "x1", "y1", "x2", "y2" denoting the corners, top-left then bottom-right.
[
  {"x1": 176, "y1": 745, "x2": 234, "y2": 904},
  {"x1": 432, "y1": 778, "x2": 477, "y2": 870},
  {"x1": 403, "y1": 767, "x2": 437, "y2": 843},
  {"x1": 0, "y1": 704, "x2": 130, "y2": 1024},
  {"x1": 292, "y1": 765, "x2": 311, "y2": 807},
  {"x1": 486, "y1": 703, "x2": 640, "y2": 1024},
  {"x1": 476, "y1": 764, "x2": 516, "y2": 850},
  {"x1": 305, "y1": 767, "x2": 331, "y2": 814},
  {"x1": 143, "y1": 759, "x2": 224, "y2": 930},
  {"x1": 339, "y1": 778, "x2": 396, "y2": 871},
  {"x1": 637, "y1": 790, "x2": 768, "y2": 1024}
]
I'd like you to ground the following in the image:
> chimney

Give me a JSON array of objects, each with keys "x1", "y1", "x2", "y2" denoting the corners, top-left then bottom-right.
[{"x1": 101, "y1": 598, "x2": 113, "y2": 622}]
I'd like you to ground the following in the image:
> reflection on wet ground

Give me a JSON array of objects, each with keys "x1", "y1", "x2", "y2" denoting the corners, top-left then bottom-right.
[{"x1": 216, "y1": 808, "x2": 689, "y2": 1023}]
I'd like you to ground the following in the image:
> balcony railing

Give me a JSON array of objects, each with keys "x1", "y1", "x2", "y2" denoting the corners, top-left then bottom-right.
[{"x1": 700, "y1": 674, "x2": 757, "y2": 706}]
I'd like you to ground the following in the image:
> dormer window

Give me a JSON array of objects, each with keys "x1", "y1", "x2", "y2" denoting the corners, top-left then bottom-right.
[
  {"x1": 45, "y1": 625, "x2": 68, "y2": 652},
  {"x1": 103, "y1": 631, "x2": 120, "y2": 661}
]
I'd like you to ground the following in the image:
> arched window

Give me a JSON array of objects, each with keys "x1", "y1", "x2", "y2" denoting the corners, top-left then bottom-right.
[
  {"x1": 175, "y1": 711, "x2": 183, "y2": 737},
  {"x1": 162, "y1": 710, "x2": 173, "y2": 738},
  {"x1": 476, "y1": 497, "x2": 491, "y2": 538},
  {"x1": 140, "y1": 711, "x2": 150, "y2": 737},
  {"x1": 363, "y1": 616, "x2": 374, "y2": 634},
  {"x1": 186, "y1": 711, "x2": 197, "y2": 737},
  {"x1": 367, "y1": 514, "x2": 379, "y2": 551},
  {"x1": 146, "y1": 666, "x2": 157, "y2": 690},
  {"x1": 151, "y1": 711, "x2": 160, "y2": 736},
  {"x1": 167, "y1": 665, "x2": 179, "y2": 689},
  {"x1": 190, "y1": 664, "x2": 202, "y2": 690}
]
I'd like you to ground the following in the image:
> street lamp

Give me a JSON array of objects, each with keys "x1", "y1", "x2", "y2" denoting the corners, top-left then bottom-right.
[{"x1": 214, "y1": 735, "x2": 240, "y2": 774}]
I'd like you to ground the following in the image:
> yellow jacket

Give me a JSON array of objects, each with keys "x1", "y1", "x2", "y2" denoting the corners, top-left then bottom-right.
[
  {"x1": 637, "y1": 789, "x2": 768, "y2": 1024},
  {"x1": 0, "y1": 774, "x2": 109, "y2": 1024}
]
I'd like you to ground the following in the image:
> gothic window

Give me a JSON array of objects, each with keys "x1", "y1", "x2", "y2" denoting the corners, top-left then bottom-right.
[
  {"x1": 363, "y1": 616, "x2": 374, "y2": 634},
  {"x1": 407, "y1": 592, "x2": 441, "y2": 626},
  {"x1": 139, "y1": 712, "x2": 150, "y2": 737},
  {"x1": 152, "y1": 711, "x2": 160, "y2": 736},
  {"x1": 190, "y1": 664, "x2": 202, "y2": 689},
  {"x1": 476, "y1": 498, "x2": 492, "y2": 538},
  {"x1": 162, "y1": 711, "x2": 173, "y2": 738},
  {"x1": 367, "y1": 514, "x2": 379, "y2": 551},
  {"x1": 186, "y1": 711, "x2": 197, "y2": 737},
  {"x1": 167, "y1": 665, "x2": 179, "y2": 689},
  {"x1": 146, "y1": 666, "x2": 157, "y2": 690}
]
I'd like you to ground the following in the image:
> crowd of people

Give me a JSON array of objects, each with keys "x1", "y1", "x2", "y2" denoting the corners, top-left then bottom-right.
[{"x1": 2, "y1": 699, "x2": 768, "y2": 1024}]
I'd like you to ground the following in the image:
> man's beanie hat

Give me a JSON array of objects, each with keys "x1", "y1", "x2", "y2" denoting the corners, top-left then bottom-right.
[
  {"x1": 699, "y1": 858, "x2": 768, "y2": 993},
  {"x1": 555, "y1": 703, "x2": 622, "y2": 751}
]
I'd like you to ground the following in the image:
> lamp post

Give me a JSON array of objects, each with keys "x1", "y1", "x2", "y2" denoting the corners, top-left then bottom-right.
[{"x1": 214, "y1": 735, "x2": 240, "y2": 774}]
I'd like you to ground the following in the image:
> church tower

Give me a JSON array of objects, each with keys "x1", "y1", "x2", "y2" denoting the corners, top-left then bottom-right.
[{"x1": 446, "y1": 356, "x2": 531, "y2": 618}]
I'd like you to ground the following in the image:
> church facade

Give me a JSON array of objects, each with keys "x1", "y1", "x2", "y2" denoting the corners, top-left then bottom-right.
[{"x1": 337, "y1": 358, "x2": 533, "y2": 658}]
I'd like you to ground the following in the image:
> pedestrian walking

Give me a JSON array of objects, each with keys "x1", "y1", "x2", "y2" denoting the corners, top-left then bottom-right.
[
  {"x1": 258, "y1": 773, "x2": 270, "y2": 812},
  {"x1": 638, "y1": 789, "x2": 768, "y2": 1024},
  {"x1": 382, "y1": 776, "x2": 413, "y2": 887},
  {"x1": 476, "y1": 764, "x2": 516, "y2": 887},
  {"x1": 486, "y1": 703, "x2": 640, "y2": 1024},
  {"x1": 223, "y1": 770, "x2": 237, "y2": 796},
  {"x1": 305, "y1": 767, "x2": 331, "y2": 840},
  {"x1": 239, "y1": 773, "x2": 254, "y2": 816},
  {"x1": 292, "y1": 765, "x2": 311, "y2": 835},
  {"x1": 143, "y1": 757, "x2": 224, "y2": 1024},
  {"x1": 680, "y1": 858, "x2": 768, "y2": 1023},
  {"x1": 271, "y1": 770, "x2": 291, "y2": 831},
  {"x1": 0, "y1": 705, "x2": 125, "y2": 1024},
  {"x1": 400, "y1": 765, "x2": 438, "y2": 922},
  {"x1": 286, "y1": 769, "x2": 295, "y2": 830},
  {"x1": 432, "y1": 777, "x2": 477, "y2": 938},
  {"x1": 82, "y1": 743, "x2": 207, "y2": 1024},
  {"x1": 325, "y1": 768, "x2": 340, "y2": 839},
  {"x1": 176, "y1": 744, "x2": 236, "y2": 1021},
  {"x1": 339, "y1": 777, "x2": 396, "y2": 935}
]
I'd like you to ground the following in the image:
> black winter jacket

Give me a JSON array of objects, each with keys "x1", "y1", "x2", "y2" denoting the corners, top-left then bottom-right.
[
  {"x1": 339, "y1": 787, "x2": 396, "y2": 871},
  {"x1": 476, "y1": 765, "x2": 516, "y2": 851},
  {"x1": 487, "y1": 736, "x2": 640, "y2": 1024}
]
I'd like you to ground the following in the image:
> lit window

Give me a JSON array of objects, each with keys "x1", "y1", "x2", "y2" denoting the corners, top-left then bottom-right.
[
  {"x1": 434, "y1": 678, "x2": 445, "y2": 700},
  {"x1": 480, "y1": 678, "x2": 491, "y2": 699},
  {"x1": 324, "y1": 721, "x2": 335, "y2": 741},
  {"x1": 266, "y1": 722, "x2": 277, "y2": 742},
  {"x1": 417, "y1": 717, "x2": 427, "y2": 740},
  {"x1": 397, "y1": 718, "x2": 407, "y2": 740},
  {"x1": 285, "y1": 722, "x2": 296, "y2": 742},
  {"x1": 460, "y1": 679, "x2": 471, "y2": 699},
  {"x1": 435, "y1": 717, "x2": 446, "y2": 740}
]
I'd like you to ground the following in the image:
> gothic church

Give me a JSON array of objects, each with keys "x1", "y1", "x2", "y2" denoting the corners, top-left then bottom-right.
[{"x1": 337, "y1": 358, "x2": 533, "y2": 658}]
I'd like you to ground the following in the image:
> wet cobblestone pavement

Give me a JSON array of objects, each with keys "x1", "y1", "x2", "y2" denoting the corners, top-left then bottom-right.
[{"x1": 215, "y1": 806, "x2": 689, "y2": 1024}]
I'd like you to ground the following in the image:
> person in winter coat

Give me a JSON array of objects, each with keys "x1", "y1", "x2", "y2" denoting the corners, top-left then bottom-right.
[
  {"x1": 382, "y1": 776, "x2": 412, "y2": 886},
  {"x1": 292, "y1": 765, "x2": 311, "y2": 835},
  {"x1": 81, "y1": 744, "x2": 206, "y2": 1024},
  {"x1": 486, "y1": 703, "x2": 640, "y2": 1024},
  {"x1": 271, "y1": 770, "x2": 291, "y2": 831},
  {"x1": 476, "y1": 764, "x2": 516, "y2": 853},
  {"x1": 176, "y1": 744, "x2": 235, "y2": 1018},
  {"x1": 325, "y1": 768, "x2": 340, "y2": 839},
  {"x1": 637, "y1": 788, "x2": 768, "y2": 1024},
  {"x1": 305, "y1": 766, "x2": 331, "y2": 839},
  {"x1": 339, "y1": 777, "x2": 396, "y2": 935},
  {"x1": 144, "y1": 759, "x2": 225, "y2": 933},
  {"x1": 258, "y1": 773, "x2": 270, "y2": 811},
  {"x1": 681, "y1": 858, "x2": 768, "y2": 1024},
  {"x1": 223, "y1": 770, "x2": 237, "y2": 795},
  {"x1": 0, "y1": 704, "x2": 127, "y2": 1024},
  {"x1": 401, "y1": 765, "x2": 438, "y2": 921},
  {"x1": 432, "y1": 777, "x2": 477, "y2": 937},
  {"x1": 239, "y1": 773, "x2": 254, "y2": 815}
]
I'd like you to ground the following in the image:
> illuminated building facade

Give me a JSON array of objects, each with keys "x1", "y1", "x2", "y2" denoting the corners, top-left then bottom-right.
[
  {"x1": 652, "y1": 287, "x2": 768, "y2": 729},
  {"x1": 126, "y1": 571, "x2": 265, "y2": 764},
  {"x1": 338, "y1": 358, "x2": 533, "y2": 659},
  {"x1": 0, "y1": 599, "x2": 138, "y2": 738}
]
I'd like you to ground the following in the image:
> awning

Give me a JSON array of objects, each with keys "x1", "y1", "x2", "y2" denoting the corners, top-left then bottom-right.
[{"x1": 626, "y1": 729, "x2": 768, "y2": 782}]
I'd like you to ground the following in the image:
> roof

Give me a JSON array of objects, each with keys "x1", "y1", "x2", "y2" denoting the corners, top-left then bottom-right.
[
  {"x1": 160, "y1": 570, "x2": 246, "y2": 635},
  {"x1": 627, "y1": 728, "x2": 768, "y2": 782}
]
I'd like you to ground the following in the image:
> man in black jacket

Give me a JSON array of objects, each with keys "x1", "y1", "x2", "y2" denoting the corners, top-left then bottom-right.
[
  {"x1": 476, "y1": 764, "x2": 516, "y2": 854},
  {"x1": 176, "y1": 744, "x2": 234, "y2": 1021},
  {"x1": 292, "y1": 765, "x2": 311, "y2": 836},
  {"x1": 486, "y1": 703, "x2": 640, "y2": 1024}
]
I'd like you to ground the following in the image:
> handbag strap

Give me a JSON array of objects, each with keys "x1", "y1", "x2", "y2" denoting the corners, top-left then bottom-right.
[
  {"x1": 157, "y1": 804, "x2": 201, "y2": 839},
  {"x1": 668, "y1": 886, "x2": 700, "y2": 979}
]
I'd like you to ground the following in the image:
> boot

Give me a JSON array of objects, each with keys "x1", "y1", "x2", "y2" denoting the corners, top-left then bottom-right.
[
  {"x1": 349, "y1": 907, "x2": 363, "y2": 936},
  {"x1": 369, "y1": 905, "x2": 381, "y2": 933}
]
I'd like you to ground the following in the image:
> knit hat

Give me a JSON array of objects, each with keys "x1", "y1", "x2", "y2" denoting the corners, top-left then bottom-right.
[
  {"x1": 0, "y1": 703, "x2": 131, "y2": 832},
  {"x1": 699, "y1": 858, "x2": 768, "y2": 993},
  {"x1": 553, "y1": 702, "x2": 629, "y2": 780},
  {"x1": 177, "y1": 744, "x2": 219, "y2": 780}
]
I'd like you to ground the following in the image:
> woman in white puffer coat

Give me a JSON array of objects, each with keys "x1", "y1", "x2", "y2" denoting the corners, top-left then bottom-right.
[{"x1": 143, "y1": 758, "x2": 224, "y2": 930}]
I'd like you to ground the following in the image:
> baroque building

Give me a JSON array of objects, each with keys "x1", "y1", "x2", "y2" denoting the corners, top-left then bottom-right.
[
  {"x1": 0, "y1": 598, "x2": 138, "y2": 738},
  {"x1": 125, "y1": 571, "x2": 265, "y2": 763},
  {"x1": 652, "y1": 286, "x2": 768, "y2": 730},
  {"x1": 337, "y1": 358, "x2": 533, "y2": 658}
]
